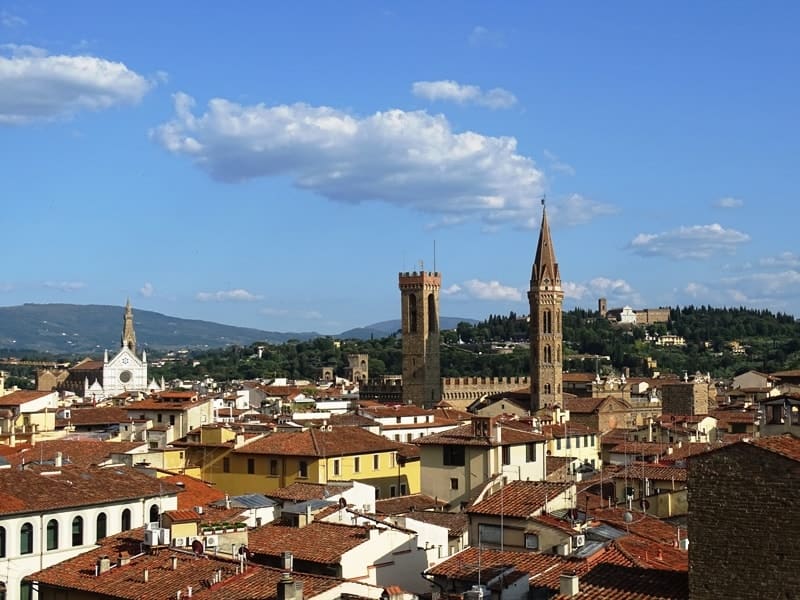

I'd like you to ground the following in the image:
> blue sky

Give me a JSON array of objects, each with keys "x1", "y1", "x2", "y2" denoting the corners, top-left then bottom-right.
[{"x1": 1, "y1": 2, "x2": 798, "y2": 335}]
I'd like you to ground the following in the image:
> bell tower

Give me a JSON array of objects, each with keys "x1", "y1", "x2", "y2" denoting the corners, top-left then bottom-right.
[
  {"x1": 121, "y1": 298, "x2": 137, "y2": 353},
  {"x1": 399, "y1": 269, "x2": 441, "y2": 407},
  {"x1": 528, "y1": 203, "x2": 563, "y2": 412}
]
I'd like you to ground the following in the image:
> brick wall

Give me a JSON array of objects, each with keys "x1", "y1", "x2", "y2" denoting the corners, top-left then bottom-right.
[{"x1": 688, "y1": 443, "x2": 800, "y2": 599}]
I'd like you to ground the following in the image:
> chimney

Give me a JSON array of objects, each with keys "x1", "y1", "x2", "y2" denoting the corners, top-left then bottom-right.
[
  {"x1": 277, "y1": 572, "x2": 299, "y2": 600},
  {"x1": 55, "y1": 451, "x2": 63, "y2": 467},
  {"x1": 187, "y1": 586, "x2": 193, "y2": 597},
  {"x1": 143, "y1": 568, "x2": 149, "y2": 583},
  {"x1": 281, "y1": 551, "x2": 294, "y2": 571},
  {"x1": 494, "y1": 422, "x2": 502, "y2": 445},
  {"x1": 560, "y1": 573, "x2": 579, "y2": 597},
  {"x1": 225, "y1": 495, "x2": 231, "y2": 510},
  {"x1": 96, "y1": 555, "x2": 111, "y2": 575},
  {"x1": 171, "y1": 555, "x2": 178, "y2": 570},
  {"x1": 117, "y1": 552, "x2": 131, "y2": 567}
]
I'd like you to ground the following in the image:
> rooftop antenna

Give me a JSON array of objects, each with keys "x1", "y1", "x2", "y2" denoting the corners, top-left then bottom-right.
[{"x1": 433, "y1": 239, "x2": 437, "y2": 273}]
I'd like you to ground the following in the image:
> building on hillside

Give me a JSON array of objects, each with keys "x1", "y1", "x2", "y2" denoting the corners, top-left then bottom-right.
[
  {"x1": 732, "y1": 369, "x2": 777, "y2": 390},
  {"x1": 414, "y1": 416, "x2": 547, "y2": 509},
  {"x1": 529, "y1": 204, "x2": 564, "y2": 413},
  {"x1": 399, "y1": 270, "x2": 442, "y2": 407},
  {"x1": 688, "y1": 434, "x2": 800, "y2": 600},
  {"x1": 205, "y1": 426, "x2": 420, "y2": 499},
  {"x1": 0, "y1": 390, "x2": 58, "y2": 446},
  {"x1": 0, "y1": 464, "x2": 179, "y2": 599}
]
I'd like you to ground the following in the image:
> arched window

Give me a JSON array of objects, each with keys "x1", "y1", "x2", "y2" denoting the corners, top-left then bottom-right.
[
  {"x1": 544, "y1": 345, "x2": 552, "y2": 363},
  {"x1": 121, "y1": 508, "x2": 131, "y2": 531},
  {"x1": 0, "y1": 526, "x2": 6, "y2": 558},
  {"x1": 544, "y1": 383, "x2": 552, "y2": 395},
  {"x1": 543, "y1": 309, "x2": 552, "y2": 334},
  {"x1": 71, "y1": 516, "x2": 83, "y2": 547},
  {"x1": 408, "y1": 294, "x2": 418, "y2": 333},
  {"x1": 428, "y1": 293, "x2": 438, "y2": 333},
  {"x1": 149, "y1": 504, "x2": 159, "y2": 525},
  {"x1": 46, "y1": 519, "x2": 59, "y2": 550},
  {"x1": 96, "y1": 513, "x2": 107, "y2": 541},
  {"x1": 20, "y1": 522, "x2": 33, "y2": 554}
]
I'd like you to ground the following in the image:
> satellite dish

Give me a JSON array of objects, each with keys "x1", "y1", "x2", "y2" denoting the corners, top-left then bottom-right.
[
  {"x1": 191, "y1": 539, "x2": 204, "y2": 555},
  {"x1": 623, "y1": 511, "x2": 633, "y2": 523}
]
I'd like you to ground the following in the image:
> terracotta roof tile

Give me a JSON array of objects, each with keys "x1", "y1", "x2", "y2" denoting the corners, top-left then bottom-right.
[
  {"x1": 248, "y1": 521, "x2": 369, "y2": 564},
  {"x1": 58, "y1": 406, "x2": 129, "y2": 426},
  {"x1": 0, "y1": 390, "x2": 53, "y2": 406},
  {"x1": 266, "y1": 481, "x2": 353, "y2": 502},
  {"x1": 26, "y1": 529, "x2": 346, "y2": 600},
  {"x1": 748, "y1": 433, "x2": 800, "y2": 462},
  {"x1": 467, "y1": 481, "x2": 573, "y2": 517},
  {"x1": 0, "y1": 465, "x2": 179, "y2": 516},
  {"x1": 236, "y1": 426, "x2": 400, "y2": 457},
  {"x1": 160, "y1": 474, "x2": 227, "y2": 511},
  {"x1": 4, "y1": 440, "x2": 145, "y2": 468},
  {"x1": 395, "y1": 510, "x2": 469, "y2": 536},
  {"x1": 375, "y1": 494, "x2": 446, "y2": 515},
  {"x1": 415, "y1": 422, "x2": 545, "y2": 447},
  {"x1": 591, "y1": 508, "x2": 680, "y2": 545},
  {"x1": 611, "y1": 463, "x2": 687, "y2": 482}
]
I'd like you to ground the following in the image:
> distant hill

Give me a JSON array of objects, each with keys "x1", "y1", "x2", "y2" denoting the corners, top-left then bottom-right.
[
  {"x1": 0, "y1": 304, "x2": 478, "y2": 353},
  {"x1": 0, "y1": 304, "x2": 319, "y2": 354},
  {"x1": 336, "y1": 317, "x2": 478, "y2": 340}
]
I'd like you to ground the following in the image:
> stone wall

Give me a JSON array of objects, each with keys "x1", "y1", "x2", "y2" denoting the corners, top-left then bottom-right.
[{"x1": 688, "y1": 443, "x2": 800, "y2": 599}]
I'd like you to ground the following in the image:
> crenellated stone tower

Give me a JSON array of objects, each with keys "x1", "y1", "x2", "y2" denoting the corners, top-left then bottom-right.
[
  {"x1": 399, "y1": 270, "x2": 441, "y2": 407},
  {"x1": 528, "y1": 204, "x2": 564, "y2": 412}
]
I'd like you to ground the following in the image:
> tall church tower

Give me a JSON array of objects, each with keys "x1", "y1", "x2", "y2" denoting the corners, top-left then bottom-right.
[
  {"x1": 399, "y1": 269, "x2": 441, "y2": 407},
  {"x1": 528, "y1": 204, "x2": 564, "y2": 412},
  {"x1": 121, "y1": 298, "x2": 137, "y2": 352}
]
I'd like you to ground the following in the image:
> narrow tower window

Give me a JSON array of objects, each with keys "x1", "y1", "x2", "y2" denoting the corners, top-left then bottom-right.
[
  {"x1": 409, "y1": 294, "x2": 418, "y2": 333},
  {"x1": 428, "y1": 293, "x2": 438, "y2": 333}
]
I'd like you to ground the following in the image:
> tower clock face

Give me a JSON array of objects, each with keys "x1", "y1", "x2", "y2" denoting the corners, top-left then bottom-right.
[{"x1": 119, "y1": 370, "x2": 132, "y2": 383}]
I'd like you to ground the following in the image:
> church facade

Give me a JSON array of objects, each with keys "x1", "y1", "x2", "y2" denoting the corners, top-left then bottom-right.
[{"x1": 85, "y1": 300, "x2": 153, "y2": 399}]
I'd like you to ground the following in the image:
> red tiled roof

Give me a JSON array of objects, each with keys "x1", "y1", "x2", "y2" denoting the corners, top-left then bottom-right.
[
  {"x1": 615, "y1": 536, "x2": 688, "y2": 572},
  {"x1": 160, "y1": 474, "x2": 227, "y2": 511},
  {"x1": 57, "y1": 406, "x2": 129, "y2": 426},
  {"x1": 375, "y1": 494, "x2": 446, "y2": 515},
  {"x1": 26, "y1": 530, "x2": 345, "y2": 600},
  {"x1": 564, "y1": 397, "x2": 606, "y2": 413},
  {"x1": 266, "y1": 481, "x2": 352, "y2": 502},
  {"x1": 247, "y1": 521, "x2": 369, "y2": 564},
  {"x1": 611, "y1": 463, "x2": 687, "y2": 482},
  {"x1": 4, "y1": 440, "x2": 145, "y2": 468},
  {"x1": 551, "y1": 562, "x2": 689, "y2": 599},
  {"x1": 541, "y1": 422, "x2": 598, "y2": 438},
  {"x1": 467, "y1": 481, "x2": 573, "y2": 517},
  {"x1": 591, "y1": 508, "x2": 680, "y2": 545},
  {"x1": 361, "y1": 405, "x2": 434, "y2": 417},
  {"x1": 163, "y1": 509, "x2": 201, "y2": 522},
  {"x1": 427, "y1": 546, "x2": 566, "y2": 582},
  {"x1": 415, "y1": 422, "x2": 546, "y2": 447},
  {"x1": 0, "y1": 465, "x2": 180, "y2": 516},
  {"x1": 749, "y1": 433, "x2": 800, "y2": 462},
  {"x1": 235, "y1": 426, "x2": 401, "y2": 457},
  {"x1": 396, "y1": 510, "x2": 469, "y2": 536},
  {"x1": 0, "y1": 390, "x2": 53, "y2": 406}
]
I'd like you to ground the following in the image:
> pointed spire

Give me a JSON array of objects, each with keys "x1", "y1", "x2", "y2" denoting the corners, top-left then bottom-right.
[
  {"x1": 121, "y1": 299, "x2": 137, "y2": 353},
  {"x1": 531, "y1": 201, "x2": 561, "y2": 288}
]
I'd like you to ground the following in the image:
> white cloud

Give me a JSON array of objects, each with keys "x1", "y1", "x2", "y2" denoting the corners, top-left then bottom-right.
[
  {"x1": 196, "y1": 289, "x2": 261, "y2": 302},
  {"x1": 462, "y1": 279, "x2": 522, "y2": 301},
  {"x1": 713, "y1": 196, "x2": 743, "y2": 209},
  {"x1": 548, "y1": 194, "x2": 618, "y2": 227},
  {"x1": 1, "y1": 11, "x2": 26, "y2": 27},
  {"x1": 468, "y1": 26, "x2": 506, "y2": 48},
  {"x1": 441, "y1": 284, "x2": 463, "y2": 296},
  {"x1": 684, "y1": 282, "x2": 710, "y2": 298},
  {"x1": 139, "y1": 282, "x2": 154, "y2": 297},
  {"x1": 412, "y1": 80, "x2": 517, "y2": 109},
  {"x1": 0, "y1": 283, "x2": 13, "y2": 292},
  {"x1": 0, "y1": 46, "x2": 152, "y2": 124},
  {"x1": 629, "y1": 223, "x2": 749, "y2": 259},
  {"x1": 759, "y1": 251, "x2": 800, "y2": 268},
  {"x1": 563, "y1": 277, "x2": 642, "y2": 306},
  {"x1": 43, "y1": 281, "x2": 86, "y2": 292},
  {"x1": 151, "y1": 93, "x2": 546, "y2": 227},
  {"x1": 543, "y1": 149, "x2": 576, "y2": 176}
]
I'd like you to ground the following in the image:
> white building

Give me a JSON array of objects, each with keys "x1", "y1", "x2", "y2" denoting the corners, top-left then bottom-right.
[{"x1": 0, "y1": 463, "x2": 178, "y2": 599}]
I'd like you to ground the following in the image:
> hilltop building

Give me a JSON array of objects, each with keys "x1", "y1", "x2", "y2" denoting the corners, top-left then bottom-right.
[{"x1": 529, "y1": 204, "x2": 564, "y2": 412}]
